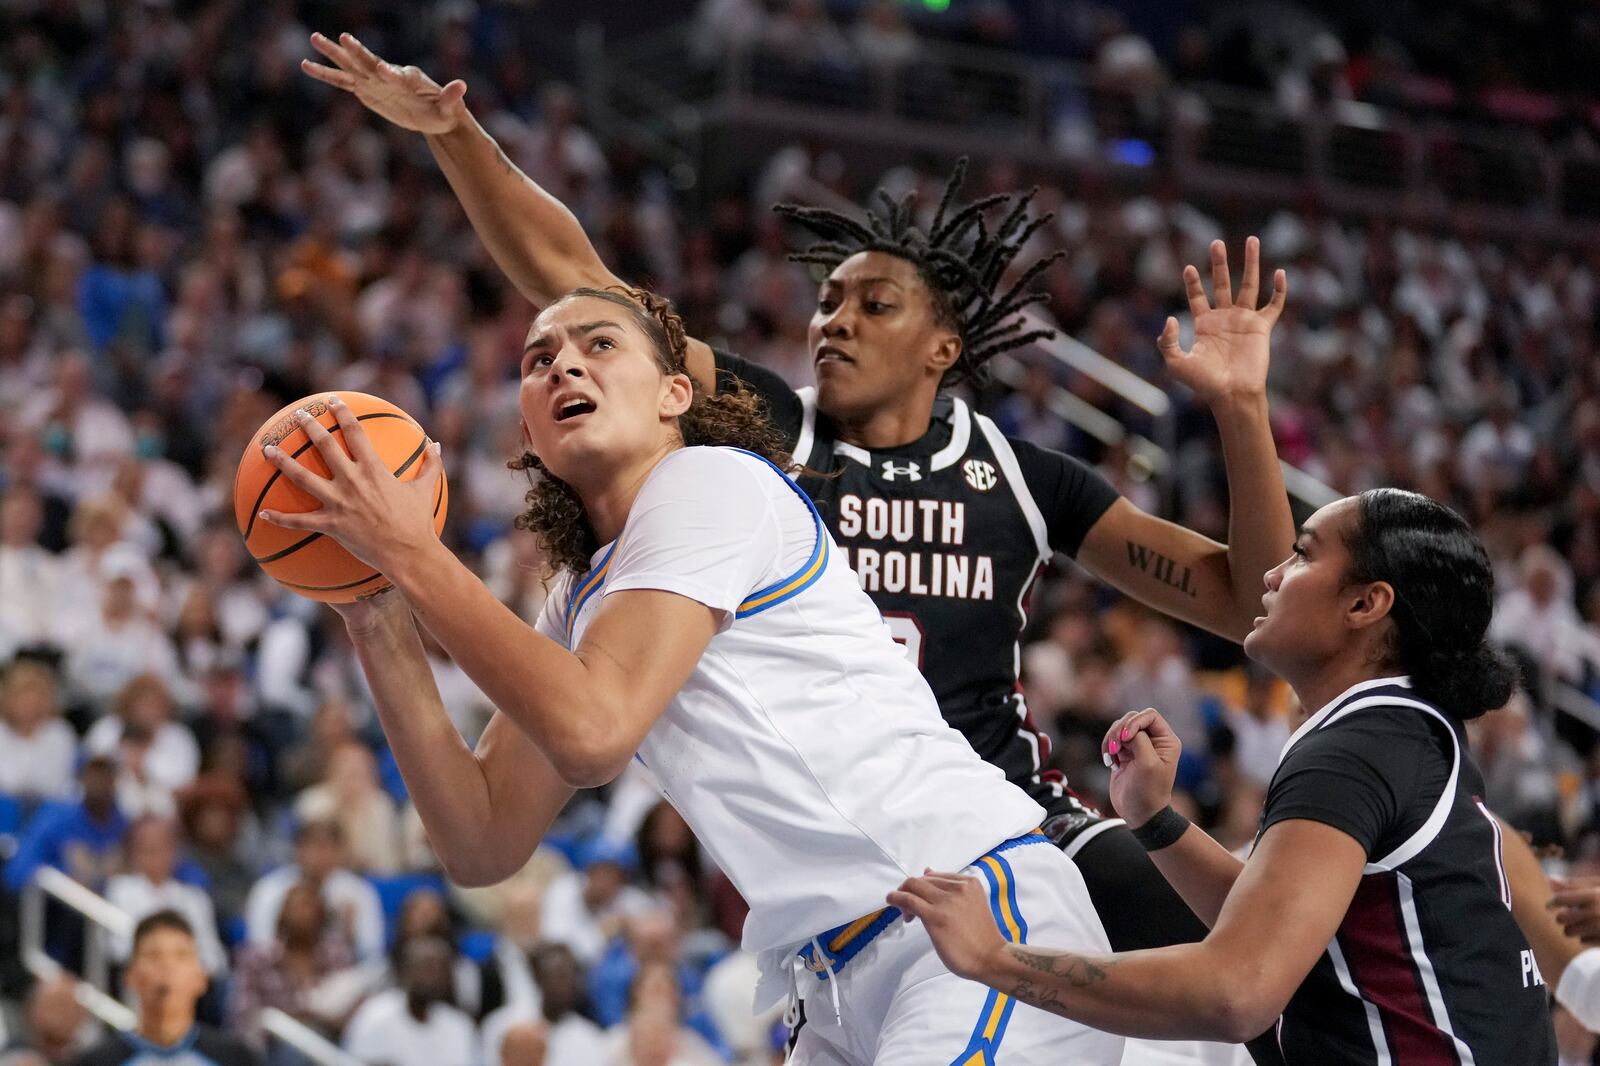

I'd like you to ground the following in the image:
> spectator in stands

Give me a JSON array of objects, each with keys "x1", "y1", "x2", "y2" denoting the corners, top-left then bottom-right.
[
  {"x1": 0, "y1": 659, "x2": 77, "y2": 801},
  {"x1": 538, "y1": 839, "x2": 653, "y2": 968},
  {"x1": 292, "y1": 741, "x2": 401, "y2": 875},
  {"x1": 67, "y1": 911, "x2": 259, "y2": 1066},
  {"x1": 229, "y1": 880, "x2": 358, "y2": 1050},
  {"x1": 176, "y1": 775, "x2": 254, "y2": 931},
  {"x1": 0, "y1": 485, "x2": 61, "y2": 656},
  {"x1": 1110, "y1": 614, "x2": 1209, "y2": 757},
  {"x1": 82, "y1": 674, "x2": 198, "y2": 819},
  {"x1": 5, "y1": 753, "x2": 125, "y2": 893},
  {"x1": 60, "y1": 554, "x2": 177, "y2": 714},
  {"x1": 481, "y1": 943, "x2": 604, "y2": 1066},
  {"x1": 0, "y1": 976, "x2": 97, "y2": 1066},
  {"x1": 473, "y1": 881, "x2": 541, "y2": 1022},
  {"x1": 243, "y1": 819, "x2": 384, "y2": 963},
  {"x1": 342, "y1": 935, "x2": 476, "y2": 1066},
  {"x1": 1493, "y1": 544, "x2": 1600, "y2": 703},
  {"x1": 600, "y1": 962, "x2": 721, "y2": 1066},
  {"x1": 388, "y1": 888, "x2": 482, "y2": 1018},
  {"x1": 1224, "y1": 667, "x2": 1291, "y2": 789},
  {"x1": 104, "y1": 817, "x2": 226, "y2": 976},
  {"x1": 589, "y1": 910, "x2": 725, "y2": 1058}
]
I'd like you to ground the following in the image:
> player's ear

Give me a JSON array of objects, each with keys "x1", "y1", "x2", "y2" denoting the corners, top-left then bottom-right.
[
  {"x1": 928, "y1": 331, "x2": 962, "y2": 376},
  {"x1": 661, "y1": 372, "x2": 693, "y2": 420}
]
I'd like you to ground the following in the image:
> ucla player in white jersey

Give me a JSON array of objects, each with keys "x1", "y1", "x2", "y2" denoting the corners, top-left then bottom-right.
[{"x1": 257, "y1": 284, "x2": 1124, "y2": 1064}]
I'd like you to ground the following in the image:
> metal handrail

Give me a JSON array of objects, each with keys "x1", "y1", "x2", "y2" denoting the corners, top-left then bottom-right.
[{"x1": 21, "y1": 868, "x2": 364, "y2": 1066}]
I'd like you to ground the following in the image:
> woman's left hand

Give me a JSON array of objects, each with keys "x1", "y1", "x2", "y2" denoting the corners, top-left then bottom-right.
[
  {"x1": 888, "y1": 869, "x2": 1008, "y2": 982},
  {"x1": 259, "y1": 395, "x2": 445, "y2": 574}
]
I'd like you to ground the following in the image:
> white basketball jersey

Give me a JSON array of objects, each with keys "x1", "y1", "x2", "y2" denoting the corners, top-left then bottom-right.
[{"x1": 535, "y1": 447, "x2": 1043, "y2": 955}]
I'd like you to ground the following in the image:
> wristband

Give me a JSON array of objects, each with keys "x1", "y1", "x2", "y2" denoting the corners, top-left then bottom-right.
[{"x1": 1130, "y1": 806, "x2": 1190, "y2": 852}]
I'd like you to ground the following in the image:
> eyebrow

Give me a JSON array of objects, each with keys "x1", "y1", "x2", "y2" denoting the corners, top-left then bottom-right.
[
  {"x1": 523, "y1": 320, "x2": 626, "y2": 352},
  {"x1": 821, "y1": 277, "x2": 905, "y2": 290},
  {"x1": 1297, "y1": 527, "x2": 1321, "y2": 544}
]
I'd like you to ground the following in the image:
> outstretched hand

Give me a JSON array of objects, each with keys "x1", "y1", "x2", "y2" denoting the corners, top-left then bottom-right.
[
  {"x1": 888, "y1": 870, "x2": 1007, "y2": 982},
  {"x1": 1158, "y1": 236, "x2": 1287, "y2": 405},
  {"x1": 1103, "y1": 707, "x2": 1183, "y2": 828},
  {"x1": 301, "y1": 32, "x2": 468, "y2": 135}
]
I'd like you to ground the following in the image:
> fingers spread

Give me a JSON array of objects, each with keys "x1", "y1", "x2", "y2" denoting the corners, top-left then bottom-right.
[
  {"x1": 1209, "y1": 240, "x2": 1232, "y2": 309},
  {"x1": 326, "y1": 395, "x2": 382, "y2": 467},
  {"x1": 263, "y1": 443, "x2": 334, "y2": 501},
  {"x1": 309, "y1": 32, "x2": 359, "y2": 71},
  {"x1": 1237, "y1": 235, "x2": 1260, "y2": 308},
  {"x1": 297, "y1": 408, "x2": 352, "y2": 473},
  {"x1": 1183, "y1": 264, "x2": 1209, "y2": 318},
  {"x1": 301, "y1": 59, "x2": 358, "y2": 91},
  {"x1": 340, "y1": 32, "x2": 385, "y2": 73}
]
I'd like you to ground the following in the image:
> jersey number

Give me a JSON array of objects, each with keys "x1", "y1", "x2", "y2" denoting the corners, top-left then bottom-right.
[{"x1": 883, "y1": 612, "x2": 925, "y2": 668}]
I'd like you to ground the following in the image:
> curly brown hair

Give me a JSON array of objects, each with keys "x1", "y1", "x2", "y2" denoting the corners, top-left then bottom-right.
[{"x1": 510, "y1": 285, "x2": 794, "y2": 575}]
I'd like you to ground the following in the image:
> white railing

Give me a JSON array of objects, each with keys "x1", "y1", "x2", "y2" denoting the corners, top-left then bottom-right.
[{"x1": 20, "y1": 867, "x2": 366, "y2": 1066}]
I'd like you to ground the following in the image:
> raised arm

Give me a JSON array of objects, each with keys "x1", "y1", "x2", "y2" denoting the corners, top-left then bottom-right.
[
  {"x1": 1076, "y1": 237, "x2": 1293, "y2": 643},
  {"x1": 332, "y1": 590, "x2": 574, "y2": 886},
  {"x1": 300, "y1": 32, "x2": 719, "y2": 391}
]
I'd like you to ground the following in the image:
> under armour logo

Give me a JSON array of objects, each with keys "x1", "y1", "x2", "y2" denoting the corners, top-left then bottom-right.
[
  {"x1": 962, "y1": 459, "x2": 999, "y2": 491},
  {"x1": 880, "y1": 460, "x2": 922, "y2": 482}
]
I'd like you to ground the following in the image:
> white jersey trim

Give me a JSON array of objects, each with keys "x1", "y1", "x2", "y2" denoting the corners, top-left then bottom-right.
[
  {"x1": 1310, "y1": 693, "x2": 1461, "y2": 874},
  {"x1": 1474, "y1": 800, "x2": 1511, "y2": 910},
  {"x1": 794, "y1": 386, "x2": 819, "y2": 468},
  {"x1": 1061, "y1": 817, "x2": 1124, "y2": 859},
  {"x1": 1397, "y1": 871, "x2": 1476, "y2": 1065},
  {"x1": 972, "y1": 412, "x2": 1050, "y2": 561},
  {"x1": 930, "y1": 397, "x2": 972, "y2": 470},
  {"x1": 1327, "y1": 937, "x2": 1393, "y2": 1066}
]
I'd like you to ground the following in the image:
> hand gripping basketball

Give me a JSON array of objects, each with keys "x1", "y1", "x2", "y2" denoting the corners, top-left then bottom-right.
[{"x1": 238, "y1": 393, "x2": 447, "y2": 601}]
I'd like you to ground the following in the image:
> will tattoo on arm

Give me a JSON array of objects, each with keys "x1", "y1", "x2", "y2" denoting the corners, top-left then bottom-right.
[{"x1": 1125, "y1": 540, "x2": 1200, "y2": 598}]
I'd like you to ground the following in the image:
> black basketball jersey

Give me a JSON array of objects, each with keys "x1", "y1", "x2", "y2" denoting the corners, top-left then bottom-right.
[
  {"x1": 1262, "y1": 677, "x2": 1555, "y2": 1065},
  {"x1": 715, "y1": 353, "x2": 1120, "y2": 823}
]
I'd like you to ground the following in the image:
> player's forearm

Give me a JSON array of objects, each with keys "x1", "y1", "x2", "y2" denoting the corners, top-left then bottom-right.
[
  {"x1": 978, "y1": 940, "x2": 1273, "y2": 1042},
  {"x1": 388, "y1": 542, "x2": 625, "y2": 785},
  {"x1": 1211, "y1": 391, "x2": 1294, "y2": 638},
  {"x1": 1142, "y1": 822, "x2": 1247, "y2": 928},
  {"x1": 425, "y1": 113, "x2": 619, "y2": 306}
]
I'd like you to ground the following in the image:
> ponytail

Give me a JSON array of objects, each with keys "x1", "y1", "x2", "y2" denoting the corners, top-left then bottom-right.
[{"x1": 1343, "y1": 489, "x2": 1519, "y2": 721}]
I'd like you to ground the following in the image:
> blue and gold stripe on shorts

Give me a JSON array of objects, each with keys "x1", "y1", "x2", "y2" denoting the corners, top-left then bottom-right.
[
  {"x1": 799, "y1": 905, "x2": 901, "y2": 978},
  {"x1": 947, "y1": 834, "x2": 1045, "y2": 1066}
]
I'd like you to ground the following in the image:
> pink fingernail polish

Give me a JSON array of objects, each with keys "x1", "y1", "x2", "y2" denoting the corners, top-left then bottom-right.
[
  {"x1": 1121, "y1": 727, "x2": 1130, "y2": 741},
  {"x1": 1107, "y1": 739, "x2": 1120, "y2": 755}
]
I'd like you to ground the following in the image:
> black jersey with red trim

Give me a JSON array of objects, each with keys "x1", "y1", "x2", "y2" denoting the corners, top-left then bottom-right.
[
  {"x1": 715, "y1": 352, "x2": 1120, "y2": 825},
  {"x1": 1260, "y1": 677, "x2": 1555, "y2": 1065}
]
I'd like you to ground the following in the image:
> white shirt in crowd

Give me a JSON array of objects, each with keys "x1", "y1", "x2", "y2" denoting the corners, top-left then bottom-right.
[
  {"x1": 83, "y1": 716, "x2": 199, "y2": 817},
  {"x1": 0, "y1": 716, "x2": 78, "y2": 800},
  {"x1": 538, "y1": 448, "x2": 1041, "y2": 1006},
  {"x1": 104, "y1": 873, "x2": 228, "y2": 974},
  {"x1": 62, "y1": 615, "x2": 180, "y2": 708},
  {"x1": 0, "y1": 543, "x2": 63, "y2": 650},
  {"x1": 537, "y1": 870, "x2": 655, "y2": 968},
  {"x1": 342, "y1": 988, "x2": 477, "y2": 1066},
  {"x1": 244, "y1": 864, "x2": 386, "y2": 963},
  {"x1": 1226, "y1": 709, "x2": 1292, "y2": 789},
  {"x1": 480, "y1": 1006, "x2": 605, "y2": 1066}
]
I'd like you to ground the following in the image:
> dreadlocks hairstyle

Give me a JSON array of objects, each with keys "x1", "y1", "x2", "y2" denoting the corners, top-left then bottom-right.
[
  {"x1": 774, "y1": 157, "x2": 1062, "y2": 386},
  {"x1": 509, "y1": 285, "x2": 793, "y2": 575}
]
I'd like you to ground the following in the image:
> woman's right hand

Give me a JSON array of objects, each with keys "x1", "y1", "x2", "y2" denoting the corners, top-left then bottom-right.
[
  {"x1": 1103, "y1": 707, "x2": 1182, "y2": 828},
  {"x1": 300, "y1": 32, "x2": 468, "y2": 136}
]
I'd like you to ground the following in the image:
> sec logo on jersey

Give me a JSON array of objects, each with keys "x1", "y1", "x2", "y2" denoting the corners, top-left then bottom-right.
[{"x1": 962, "y1": 458, "x2": 999, "y2": 492}]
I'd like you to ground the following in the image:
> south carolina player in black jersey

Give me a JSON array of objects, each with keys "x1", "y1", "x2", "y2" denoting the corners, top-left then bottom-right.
[
  {"x1": 301, "y1": 37, "x2": 1293, "y2": 1060},
  {"x1": 893, "y1": 489, "x2": 1557, "y2": 1064}
]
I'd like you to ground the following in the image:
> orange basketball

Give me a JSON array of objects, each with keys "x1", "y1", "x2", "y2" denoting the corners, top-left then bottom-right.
[{"x1": 234, "y1": 392, "x2": 448, "y2": 603}]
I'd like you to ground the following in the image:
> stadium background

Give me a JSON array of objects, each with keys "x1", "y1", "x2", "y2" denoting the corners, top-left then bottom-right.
[{"x1": 1, "y1": 0, "x2": 1599, "y2": 1063}]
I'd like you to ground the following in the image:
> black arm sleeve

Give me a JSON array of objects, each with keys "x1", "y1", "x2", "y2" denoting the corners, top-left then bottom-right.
[
  {"x1": 712, "y1": 349, "x2": 804, "y2": 447},
  {"x1": 1260, "y1": 711, "x2": 1452, "y2": 858},
  {"x1": 1007, "y1": 438, "x2": 1122, "y2": 558}
]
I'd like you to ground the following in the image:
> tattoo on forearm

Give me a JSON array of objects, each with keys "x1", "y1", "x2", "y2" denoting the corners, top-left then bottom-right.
[
  {"x1": 494, "y1": 143, "x2": 515, "y2": 177},
  {"x1": 1125, "y1": 541, "x2": 1199, "y2": 598},
  {"x1": 1011, "y1": 947, "x2": 1110, "y2": 985}
]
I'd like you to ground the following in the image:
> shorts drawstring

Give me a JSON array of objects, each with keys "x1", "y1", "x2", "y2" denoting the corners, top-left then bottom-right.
[{"x1": 812, "y1": 935, "x2": 844, "y2": 1026}]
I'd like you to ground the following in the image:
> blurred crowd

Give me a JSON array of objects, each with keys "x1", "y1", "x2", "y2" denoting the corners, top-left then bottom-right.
[{"x1": 1, "y1": 2, "x2": 1599, "y2": 1065}]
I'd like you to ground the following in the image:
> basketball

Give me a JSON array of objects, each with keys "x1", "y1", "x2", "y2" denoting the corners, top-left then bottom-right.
[{"x1": 233, "y1": 392, "x2": 448, "y2": 603}]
